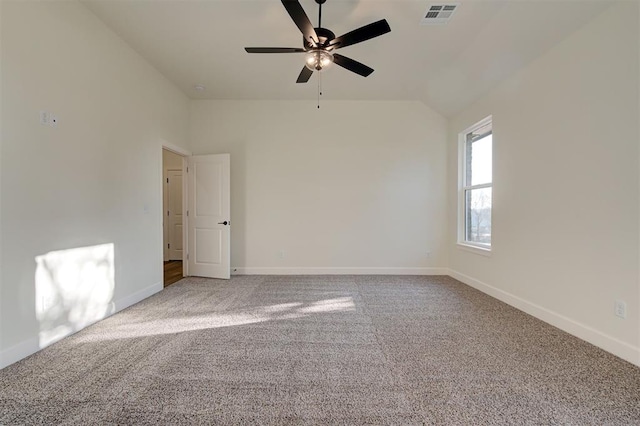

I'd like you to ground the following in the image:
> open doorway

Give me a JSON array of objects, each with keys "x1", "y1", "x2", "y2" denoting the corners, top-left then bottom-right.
[{"x1": 163, "y1": 148, "x2": 185, "y2": 287}]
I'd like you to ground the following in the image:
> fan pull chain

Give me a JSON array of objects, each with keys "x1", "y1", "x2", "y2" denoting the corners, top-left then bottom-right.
[{"x1": 317, "y1": 72, "x2": 322, "y2": 109}]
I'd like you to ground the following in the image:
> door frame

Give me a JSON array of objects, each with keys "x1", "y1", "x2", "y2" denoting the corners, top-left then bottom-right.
[{"x1": 160, "y1": 142, "x2": 191, "y2": 279}]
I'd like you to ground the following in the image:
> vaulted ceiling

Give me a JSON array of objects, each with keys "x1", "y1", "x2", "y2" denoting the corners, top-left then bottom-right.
[{"x1": 82, "y1": 0, "x2": 611, "y2": 117}]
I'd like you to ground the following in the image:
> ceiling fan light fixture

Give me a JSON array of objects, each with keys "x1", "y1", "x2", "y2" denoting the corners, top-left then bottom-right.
[{"x1": 305, "y1": 49, "x2": 333, "y2": 71}]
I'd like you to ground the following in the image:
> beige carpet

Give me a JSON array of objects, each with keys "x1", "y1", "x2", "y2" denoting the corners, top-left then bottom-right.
[{"x1": 0, "y1": 275, "x2": 639, "y2": 424}]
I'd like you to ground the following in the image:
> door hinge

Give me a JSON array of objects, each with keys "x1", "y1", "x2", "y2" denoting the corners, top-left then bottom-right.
[
  {"x1": 187, "y1": 253, "x2": 189, "y2": 260},
  {"x1": 168, "y1": 243, "x2": 170, "y2": 249},
  {"x1": 186, "y1": 167, "x2": 189, "y2": 173},
  {"x1": 167, "y1": 210, "x2": 170, "y2": 216},
  {"x1": 187, "y1": 210, "x2": 189, "y2": 217},
  {"x1": 166, "y1": 178, "x2": 169, "y2": 183}
]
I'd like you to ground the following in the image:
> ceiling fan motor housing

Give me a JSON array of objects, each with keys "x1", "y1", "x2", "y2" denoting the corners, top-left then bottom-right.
[{"x1": 304, "y1": 27, "x2": 336, "y2": 50}]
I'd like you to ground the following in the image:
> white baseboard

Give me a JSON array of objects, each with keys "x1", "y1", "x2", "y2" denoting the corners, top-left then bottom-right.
[
  {"x1": 114, "y1": 281, "x2": 163, "y2": 313},
  {"x1": 0, "y1": 337, "x2": 39, "y2": 370},
  {"x1": 0, "y1": 281, "x2": 163, "y2": 370},
  {"x1": 448, "y1": 269, "x2": 640, "y2": 367},
  {"x1": 232, "y1": 267, "x2": 448, "y2": 275}
]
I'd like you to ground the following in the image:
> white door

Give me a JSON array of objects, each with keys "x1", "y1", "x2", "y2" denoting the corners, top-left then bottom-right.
[
  {"x1": 167, "y1": 170, "x2": 183, "y2": 260},
  {"x1": 187, "y1": 154, "x2": 230, "y2": 279}
]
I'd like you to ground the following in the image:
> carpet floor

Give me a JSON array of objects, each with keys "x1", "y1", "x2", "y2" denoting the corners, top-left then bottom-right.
[{"x1": 0, "y1": 275, "x2": 639, "y2": 425}]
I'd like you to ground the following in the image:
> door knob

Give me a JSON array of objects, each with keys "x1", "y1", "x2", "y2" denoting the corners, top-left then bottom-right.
[{"x1": 218, "y1": 221, "x2": 229, "y2": 225}]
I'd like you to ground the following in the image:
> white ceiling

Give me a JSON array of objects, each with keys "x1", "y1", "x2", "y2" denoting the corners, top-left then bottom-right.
[{"x1": 82, "y1": 0, "x2": 612, "y2": 117}]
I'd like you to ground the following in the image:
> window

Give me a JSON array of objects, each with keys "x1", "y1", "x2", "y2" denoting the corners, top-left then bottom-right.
[{"x1": 459, "y1": 117, "x2": 492, "y2": 250}]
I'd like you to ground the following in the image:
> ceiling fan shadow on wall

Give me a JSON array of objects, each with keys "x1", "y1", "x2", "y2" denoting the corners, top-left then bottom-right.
[{"x1": 244, "y1": 0, "x2": 391, "y2": 84}]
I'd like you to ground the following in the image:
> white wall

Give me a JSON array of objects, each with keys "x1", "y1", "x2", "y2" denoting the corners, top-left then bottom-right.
[
  {"x1": 0, "y1": 0, "x2": 4, "y2": 358},
  {"x1": 0, "y1": 1, "x2": 189, "y2": 367},
  {"x1": 638, "y1": 2, "x2": 640, "y2": 361},
  {"x1": 189, "y1": 100, "x2": 448, "y2": 274},
  {"x1": 447, "y1": 2, "x2": 640, "y2": 365}
]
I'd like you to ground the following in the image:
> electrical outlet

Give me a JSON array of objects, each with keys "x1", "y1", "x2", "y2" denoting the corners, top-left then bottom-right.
[
  {"x1": 278, "y1": 250, "x2": 285, "y2": 259},
  {"x1": 49, "y1": 114, "x2": 58, "y2": 127},
  {"x1": 614, "y1": 300, "x2": 627, "y2": 319},
  {"x1": 426, "y1": 251, "x2": 431, "y2": 258}
]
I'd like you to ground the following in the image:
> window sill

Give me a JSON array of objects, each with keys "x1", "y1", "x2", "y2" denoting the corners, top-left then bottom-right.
[{"x1": 457, "y1": 243, "x2": 492, "y2": 257}]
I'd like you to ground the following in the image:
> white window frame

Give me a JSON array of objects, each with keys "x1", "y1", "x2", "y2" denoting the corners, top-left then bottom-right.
[{"x1": 457, "y1": 116, "x2": 492, "y2": 255}]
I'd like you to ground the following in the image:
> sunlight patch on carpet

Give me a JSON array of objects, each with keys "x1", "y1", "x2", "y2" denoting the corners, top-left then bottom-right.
[{"x1": 76, "y1": 296, "x2": 356, "y2": 341}]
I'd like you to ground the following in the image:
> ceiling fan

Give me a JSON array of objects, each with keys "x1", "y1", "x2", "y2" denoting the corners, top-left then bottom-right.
[{"x1": 245, "y1": 0, "x2": 391, "y2": 83}]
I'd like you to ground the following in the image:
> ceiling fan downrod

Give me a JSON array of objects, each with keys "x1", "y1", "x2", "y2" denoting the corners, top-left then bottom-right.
[{"x1": 317, "y1": 0, "x2": 325, "y2": 28}]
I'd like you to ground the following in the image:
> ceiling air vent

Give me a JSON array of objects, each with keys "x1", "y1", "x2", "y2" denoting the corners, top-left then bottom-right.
[{"x1": 421, "y1": 4, "x2": 459, "y2": 25}]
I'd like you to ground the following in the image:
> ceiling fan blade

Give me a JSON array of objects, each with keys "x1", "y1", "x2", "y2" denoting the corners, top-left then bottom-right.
[
  {"x1": 281, "y1": 0, "x2": 318, "y2": 46},
  {"x1": 333, "y1": 54, "x2": 374, "y2": 77},
  {"x1": 245, "y1": 47, "x2": 305, "y2": 53},
  {"x1": 329, "y1": 19, "x2": 391, "y2": 49},
  {"x1": 296, "y1": 66, "x2": 314, "y2": 83}
]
